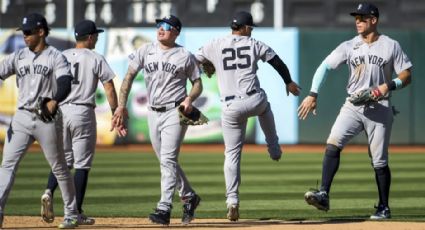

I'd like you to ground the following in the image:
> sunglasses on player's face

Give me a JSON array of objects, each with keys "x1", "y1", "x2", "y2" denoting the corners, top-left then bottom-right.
[
  {"x1": 22, "y1": 28, "x2": 39, "y2": 36},
  {"x1": 156, "y1": 22, "x2": 174, "y2": 31}
]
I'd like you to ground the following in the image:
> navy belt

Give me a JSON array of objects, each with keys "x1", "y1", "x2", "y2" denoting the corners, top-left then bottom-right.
[
  {"x1": 224, "y1": 89, "x2": 258, "y2": 102},
  {"x1": 20, "y1": 108, "x2": 37, "y2": 113},
  {"x1": 150, "y1": 100, "x2": 183, "y2": 112}
]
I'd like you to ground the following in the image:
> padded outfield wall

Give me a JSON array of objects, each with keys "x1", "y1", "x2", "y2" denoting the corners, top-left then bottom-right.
[{"x1": 298, "y1": 29, "x2": 425, "y2": 145}]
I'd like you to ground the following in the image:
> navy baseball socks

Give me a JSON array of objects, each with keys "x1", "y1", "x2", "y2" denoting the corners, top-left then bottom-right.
[
  {"x1": 305, "y1": 144, "x2": 340, "y2": 212},
  {"x1": 371, "y1": 165, "x2": 391, "y2": 219}
]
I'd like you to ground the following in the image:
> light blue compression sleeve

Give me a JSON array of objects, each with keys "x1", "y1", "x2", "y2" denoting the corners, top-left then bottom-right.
[{"x1": 310, "y1": 61, "x2": 331, "y2": 94}]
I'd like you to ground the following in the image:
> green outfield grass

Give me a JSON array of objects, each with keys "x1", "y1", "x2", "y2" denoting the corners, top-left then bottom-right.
[{"x1": 5, "y1": 150, "x2": 425, "y2": 221}]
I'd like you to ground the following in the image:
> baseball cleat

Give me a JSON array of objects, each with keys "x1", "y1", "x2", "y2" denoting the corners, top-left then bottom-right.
[
  {"x1": 149, "y1": 209, "x2": 170, "y2": 225},
  {"x1": 304, "y1": 189, "x2": 330, "y2": 211},
  {"x1": 78, "y1": 213, "x2": 95, "y2": 225},
  {"x1": 181, "y1": 194, "x2": 201, "y2": 224},
  {"x1": 58, "y1": 218, "x2": 78, "y2": 229},
  {"x1": 227, "y1": 204, "x2": 239, "y2": 221},
  {"x1": 370, "y1": 204, "x2": 391, "y2": 220},
  {"x1": 270, "y1": 152, "x2": 282, "y2": 161},
  {"x1": 268, "y1": 146, "x2": 282, "y2": 161},
  {"x1": 41, "y1": 190, "x2": 55, "y2": 223}
]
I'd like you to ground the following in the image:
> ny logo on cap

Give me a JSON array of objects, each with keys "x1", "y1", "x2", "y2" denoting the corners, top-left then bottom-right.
[
  {"x1": 23, "y1": 18, "x2": 27, "y2": 24},
  {"x1": 358, "y1": 4, "x2": 362, "y2": 10}
]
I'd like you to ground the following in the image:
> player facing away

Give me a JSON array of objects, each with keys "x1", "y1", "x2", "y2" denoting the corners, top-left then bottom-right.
[
  {"x1": 111, "y1": 15, "x2": 202, "y2": 225},
  {"x1": 40, "y1": 20, "x2": 118, "y2": 226},
  {"x1": 298, "y1": 3, "x2": 412, "y2": 219},
  {"x1": 0, "y1": 13, "x2": 79, "y2": 229},
  {"x1": 195, "y1": 11, "x2": 301, "y2": 221}
]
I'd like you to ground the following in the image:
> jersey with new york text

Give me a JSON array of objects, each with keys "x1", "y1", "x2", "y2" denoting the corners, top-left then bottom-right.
[
  {"x1": 61, "y1": 48, "x2": 115, "y2": 106},
  {"x1": 128, "y1": 42, "x2": 200, "y2": 106},
  {"x1": 196, "y1": 34, "x2": 276, "y2": 97},
  {"x1": 324, "y1": 35, "x2": 412, "y2": 95},
  {"x1": 0, "y1": 46, "x2": 71, "y2": 109}
]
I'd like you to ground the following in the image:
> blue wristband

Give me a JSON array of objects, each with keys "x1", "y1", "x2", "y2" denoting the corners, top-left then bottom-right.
[
  {"x1": 386, "y1": 78, "x2": 403, "y2": 91},
  {"x1": 394, "y1": 78, "x2": 403, "y2": 89}
]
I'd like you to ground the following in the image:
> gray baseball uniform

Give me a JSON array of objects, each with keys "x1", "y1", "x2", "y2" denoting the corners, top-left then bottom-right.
[
  {"x1": 196, "y1": 34, "x2": 282, "y2": 206},
  {"x1": 128, "y1": 42, "x2": 200, "y2": 211},
  {"x1": 61, "y1": 48, "x2": 115, "y2": 169},
  {"x1": 325, "y1": 35, "x2": 412, "y2": 167},
  {"x1": 0, "y1": 46, "x2": 78, "y2": 219}
]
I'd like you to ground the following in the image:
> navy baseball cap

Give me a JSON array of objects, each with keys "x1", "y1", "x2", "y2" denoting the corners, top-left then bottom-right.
[
  {"x1": 232, "y1": 11, "x2": 256, "y2": 27},
  {"x1": 74, "y1": 20, "x2": 104, "y2": 38},
  {"x1": 155, "y1": 15, "x2": 182, "y2": 32},
  {"x1": 350, "y1": 3, "x2": 379, "y2": 18},
  {"x1": 17, "y1": 13, "x2": 49, "y2": 31}
]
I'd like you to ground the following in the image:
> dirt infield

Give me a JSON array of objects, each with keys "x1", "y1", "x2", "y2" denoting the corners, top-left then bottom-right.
[{"x1": 2, "y1": 216, "x2": 425, "y2": 230}]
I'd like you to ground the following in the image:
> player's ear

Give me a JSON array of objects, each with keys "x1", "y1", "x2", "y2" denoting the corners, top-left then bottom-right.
[{"x1": 38, "y1": 28, "x2": 46, "y2": 37}]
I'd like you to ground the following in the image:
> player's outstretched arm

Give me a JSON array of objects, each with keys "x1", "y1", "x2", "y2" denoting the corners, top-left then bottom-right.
[
  {"x1": 111, "y1": 67, "x2": 137, "y2": 137},
  {"x1": 298, "y1": 95, "x2": 317, "y2": 120},
  {"x1": 298, "y1": 61, "x2": 331, "y2": 120},
  {"x1": 267, "y1": 55, "x2": 301, "y2": 96},
  {"x1": 103, "y1": 79, "x2": 118, "y2": 115},
  {"x1": 286, "y1": 82, "x2": 301, "y2": 96}
]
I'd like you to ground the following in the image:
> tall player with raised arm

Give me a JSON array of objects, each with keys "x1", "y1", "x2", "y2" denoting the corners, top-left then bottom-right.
[{"x1": 298, "y1": 3, "x2": 412, "y2": 219}]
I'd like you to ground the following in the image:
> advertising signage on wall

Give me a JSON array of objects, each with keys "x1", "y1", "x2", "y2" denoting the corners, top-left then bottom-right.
[{"x1": 0, "y1": 26, "x2": 299, "y2": 144}]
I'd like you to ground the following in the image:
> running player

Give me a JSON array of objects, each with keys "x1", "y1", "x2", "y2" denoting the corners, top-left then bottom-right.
[
  {"x1": 195, "y1": 11, "x2": 301, "y2": 221},
  {"x1": 0, "y1": 13, "x2": 78, "y2": 229},
  {"x1": 111, "y1": 15, "x2": 202, "y2": 225},
  {"x1": 40, "y1": 19, "x2": 118, "y2": 226},
  {"x1": 298, "y1": 3, "x2": 412, "y2": 219}
]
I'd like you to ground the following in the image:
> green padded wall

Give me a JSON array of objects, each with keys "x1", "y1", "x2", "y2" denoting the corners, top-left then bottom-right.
[{"x1": 298, "y1": 29, "x2": 424, "y2": 144}]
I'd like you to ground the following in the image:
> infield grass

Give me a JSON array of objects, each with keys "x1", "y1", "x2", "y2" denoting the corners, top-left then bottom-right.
[{"x1": 5, "y1": 149, "x2": 425, "y2": 222}]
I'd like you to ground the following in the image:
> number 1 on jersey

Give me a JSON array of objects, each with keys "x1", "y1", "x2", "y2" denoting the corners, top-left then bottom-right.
[{"x1": 72, "y1": 62, "x2": 80, "y2": 84}]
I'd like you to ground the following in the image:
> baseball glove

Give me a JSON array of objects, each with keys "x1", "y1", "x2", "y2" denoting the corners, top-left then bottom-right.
[
  {"x1": 178, "y1": 105, "x2": 209, "y2": 126},
  {"x1": 201, "y1": 61, "x2": 215, "y2": 78},
  {"x1": 35, "y1": 97, "x2": 56, "y2": 122},
  {"x1": 348, "y1": 87, "x2": 383, "y2": 105}
]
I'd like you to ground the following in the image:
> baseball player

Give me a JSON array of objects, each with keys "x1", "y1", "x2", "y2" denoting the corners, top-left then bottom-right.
[
  {"x1": 40, "y1": 20, "x2": 118, "y2": 226},
  {"x1": 195, "y1": 11, "x2": 301, "y2": 221},
  {"x1": 298, "y1": 3, "x2": 412, "y2": 219},
  {"x1": 0, "y1": 13, "x2": 79, "y2": 229},
  {"x1": 111, "y1": 15, "x2": 202, "y2": 225}
]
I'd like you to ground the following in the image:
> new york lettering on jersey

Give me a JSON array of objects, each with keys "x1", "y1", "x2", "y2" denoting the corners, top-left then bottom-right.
[
  {"x1": 143, "y1": 61, "x2": 177, "y2": 74},
  {"x1": 350, "y1": 55, "x2": 384, "y2": 68}
]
